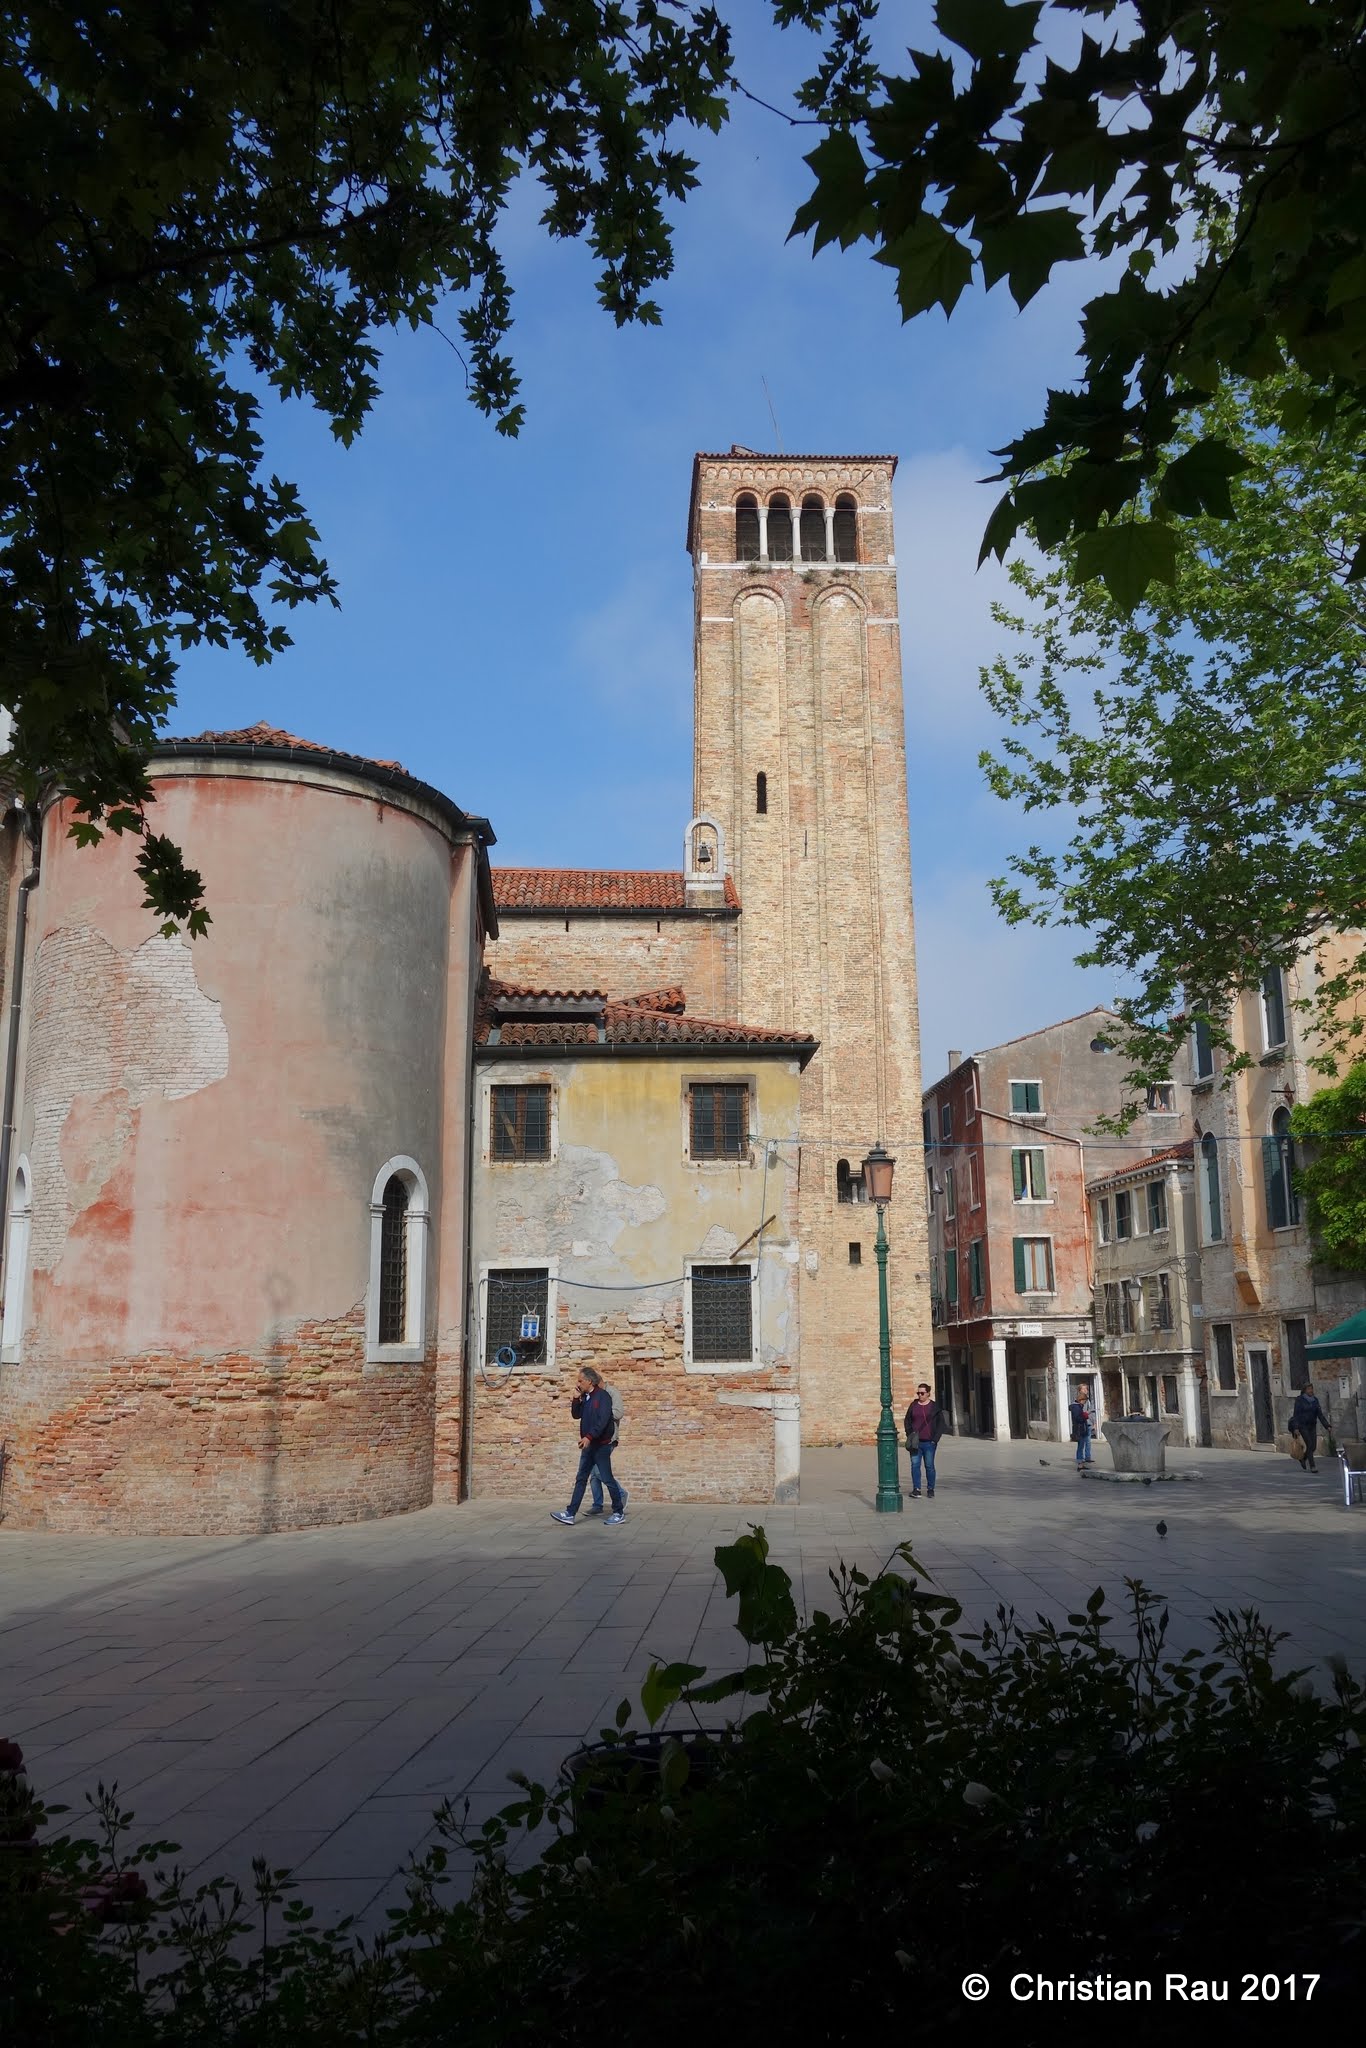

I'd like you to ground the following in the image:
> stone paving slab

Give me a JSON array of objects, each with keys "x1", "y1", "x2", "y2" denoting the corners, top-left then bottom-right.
[{"x1": 2, "y1": 1438, "x2": 1362, "y2": 1932}]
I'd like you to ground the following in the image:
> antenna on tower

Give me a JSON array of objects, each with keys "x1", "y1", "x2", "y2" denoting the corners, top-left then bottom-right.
[{"x1": 762, "y1": 376, "x2": 784, "y2": 453}]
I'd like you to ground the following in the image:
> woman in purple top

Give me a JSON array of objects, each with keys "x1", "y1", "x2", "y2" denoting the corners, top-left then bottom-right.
[{"x1": 903, "y1": 1382, "x2": 945, "y2": 1497}]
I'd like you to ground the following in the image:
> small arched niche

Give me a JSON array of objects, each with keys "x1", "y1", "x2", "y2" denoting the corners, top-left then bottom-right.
[{"x1": 684, "y1": 814, "x2": 726, "y2": 884}]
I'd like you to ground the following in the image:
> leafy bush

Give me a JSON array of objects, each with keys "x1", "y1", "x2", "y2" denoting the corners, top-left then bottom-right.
[{"x1": 4, "y1": 1535, "x2": 1363, "y2": 2043}]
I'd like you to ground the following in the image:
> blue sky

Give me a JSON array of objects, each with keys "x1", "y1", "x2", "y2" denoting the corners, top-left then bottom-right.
[{"x1": 172, "y1": 5, "x2": 1117, "y2": 1080}]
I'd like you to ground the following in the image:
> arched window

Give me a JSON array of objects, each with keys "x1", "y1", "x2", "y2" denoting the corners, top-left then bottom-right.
[
  {"x1": 756, "y1": 771, "x2": 767, "y2": 815},
  {"x1": 367, "y1": 1156, "x2": 430, "y2": 1361},
  {"x1": 1, "y1": 1157, "x2": 31, "y2": 1359},
  {"x1": 800, "y1": 494, "x2": 826, "y2": 562},
  {"x1": 768, "y1": 493, "x2": 793, "y2": 562},
  {"x1": 833, "y1": 493, "x2": 858, "y2": 562},
  {"x1": 1263, "y1": 1106, "x2": 1300, "y2": 1230},
  {"x1": 1200, "y1": 1132, "x2": 1223, "y2": 1243},
  {"x1": 736, "y1": 493, "x2": 760, "y2": 562},
  {"x1": 836, "y1": 1158, "x2": 866, "y2": 1205}
]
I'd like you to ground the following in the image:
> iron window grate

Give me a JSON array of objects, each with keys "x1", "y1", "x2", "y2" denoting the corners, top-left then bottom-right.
[
  {"x1": 486, "y1": 1268, "x2": 550, "y2": 1363},
  {"x1": 378, "y1": 1176, "x2": 409, "y2": 1344},
  {"x1": 690, "y1": 1083, "x2": 749, "y2": 1159},
  {"x1": 689, "y1": 1265, "x2": 753, "y2": 1362},
  {"x1": 492, "y1": 1084, "x2": 551, "y2": 1161}
]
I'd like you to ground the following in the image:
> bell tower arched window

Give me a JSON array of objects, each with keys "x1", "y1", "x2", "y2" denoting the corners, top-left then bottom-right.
[
  {"x1": 800, "y1": 495, "x2": 826, "y2": 562},
  {"x1": 833, "y1": 494, "x2": 858, "y2": 562},
  {"x1": 736, "y1": 493, "x2": 760, "y2": 562},
  {"x1": 768, "y1": 494, "x2": 793, "y2": 562}
]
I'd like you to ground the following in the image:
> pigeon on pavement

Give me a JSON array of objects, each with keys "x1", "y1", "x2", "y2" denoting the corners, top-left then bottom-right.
[{"x1": 1156, "y1": 1520, "x2": 1168, "y2": 1538}]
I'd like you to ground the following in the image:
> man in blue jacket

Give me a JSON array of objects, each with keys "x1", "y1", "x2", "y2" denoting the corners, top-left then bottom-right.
[
  {"x1": 552, "y1": 1367, "x2": 627, "y2": 1525},
  {"x1": 1289, "y1": 1381, "x2": 1328, "y2": 1473}
]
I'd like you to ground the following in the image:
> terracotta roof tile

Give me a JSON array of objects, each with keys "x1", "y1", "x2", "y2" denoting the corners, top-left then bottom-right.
[
  {"x1": 493, "y1": 869, "x2": 740, "y2": 914},
  {"x1": 476, "y1": 977, "x2": 814, "y2": 1056},
  {"x1": 1086, "y1": 1139, "x2": 1195, "y2": 1192},
  {"x1": 178, "y1": 721, "x2": 407, "y2": 773}
]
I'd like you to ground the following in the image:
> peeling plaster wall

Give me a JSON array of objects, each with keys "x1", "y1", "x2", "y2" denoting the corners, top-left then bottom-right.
[
  {"x1": 468, "y1": 1051, "x2": 803, "y2": 1502},
  {"x1": 0, "y1": 769, "x2": 469, "y2": 1532}
]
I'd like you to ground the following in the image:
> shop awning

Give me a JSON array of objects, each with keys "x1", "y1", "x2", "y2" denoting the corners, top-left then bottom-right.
[{"x1": 1305, "y1": 1310, "x2": 1366, "y2": 1360}]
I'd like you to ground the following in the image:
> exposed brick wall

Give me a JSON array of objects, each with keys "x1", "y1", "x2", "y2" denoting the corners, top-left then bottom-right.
[
  {"x1": 488, "y1": 913, "x2": 736, "y2": 1020},
  {"x1": 0, "y1": 1306, "x2": 435, "y2": 1534},
  {"x1": 468, "y1": 1296, "x2": 779, "y2": 1503}
]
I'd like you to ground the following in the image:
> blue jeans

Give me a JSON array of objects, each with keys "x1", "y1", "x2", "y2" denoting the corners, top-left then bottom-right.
[
  {"x1": 589, "y1": 1445, "x2": 623, "y2": 1508},
  {"x1": 569, "y1": 1443, "x2": 623, "y2": 1517},
  {"x1": 909, "y1": 1438, "x2": 936, "y2": 1494},
  {"x1": 1075, "y1": 1425, "x2": 1093, "y2": 1464}
]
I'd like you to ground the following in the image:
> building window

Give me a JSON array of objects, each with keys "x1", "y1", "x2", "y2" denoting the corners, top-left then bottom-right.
[
  {"x1": 1212, "y1": 1321, "x2": 1236, "y2": 1391},
  {"x1": 1121, "y1": 1279, "x2": 1141, "y2": 1334},
  {"x1": 1, "y1": 1156, "x2": 31, "y2": 1359},
  {"x1": 800, "y1": 493, "x2": 826, "y2": 561},
  {"x1": 1013, "y1": 1237, "x2": 1054, "y2": 1293},
  {"x1": 1097, "y1": 1195, "x2": 1111, "y2": 1244},
  {"x1": 687, "y1": 1262, "x2": 755, "y2": 1366},
  {"x1": 833, "y1": 493, "x2": 858, "y2": 563},
  {"x1": 736, "y1": 493, "x2": 760, "y2": 561},
  {"x1": 930, "y1": 1254, "x2": 942, "y2": 1325},
  {"x1": 1010, "y1": 1079, "x2": 1043, "y2": 1116},
  {"x1": 690, "y1": 1082, "x2": 749, "y2": 1159},
  {"x1": 484, "y1": 1265, "x2": 552, "y2": 1367},
  {"x1": 1126, "y1": 1373, "x2": 1144, "y2": 1412},
  {"x1": 366, "y1": 1156, "x2": 429, "y2": 1362},
  {"x1": 1261, "y1": 966, "x2": 1287, "y2": 1050},
  {"x1": 922, "y1": 1107, "x2": 934, "y2": 1151},
  {"x1": 964, "y1": 1153, "x2": 979, "y2": 1208},
  {"x1": 1012, "y1": 1147, "x2": 1047, "y2": 1201},
  {"x1": 1193, "y1": 1016, "x2": 1214, "y2": 1080},
  {"x1": 837, "y1": 1157, "x2": 867, "y2": 1204},
  {"x1": 1114, "y1": 1189, "x2": 1133, "y2": 1240},
  {"x1": 1143, "y1": 1271, "x2": 1174, "y2": 1330},
  {"x1": 1264, "y1": 1106, "x2": 1300, "y2": 1230},
  {"x1": 1027, "y1": 1376, "x2": 1048, "y2": 1423},
  {"x1": 768, "y1": 493, "x2": 793, "y2": 561},
  {"x1": 1147, "y1": 1083, "x2": 1177, "y2": 1113},
  {"x1": 1200, "y1": 1132, "x2": 1223, "y2": 1242},
  {"x1": 848, "y1": 1241, "x2": 862, "y2": 1266},
  {"x1": 1147, "y1": 1179, "x2": 1168, "y2": 1232},
  {"x1": 925, "y1": 1167, "x2": 935, "y2": 1216},
  {"x1": 755, "y1": 771, "x2": 767, "y2": 815},
  {"x1": 965, "y1": 1067, "x2": 979, "y2": 1117},
  {"x1": 491, "y1": 1083, "x2": 551, "y2": 1161},
  {"x1": 1161, "y1": 1373, "x2": 1180, "y2": 1415},
  {"x1": 940, "y1": 1101, "x2": 952, "y2": 1142},
  {"x1": 1103, "y1": 1281, "x2": 1121, "y2": 1336},
  {"x1": 1285, "y1": 1317, "x2": 1309, "y2": 1389},
  {"x1": 943, "y1": 1165, "x2": 956, "y2": 1220},
  {"x1": 945, "y1": 1247, "x2": 959, "y2": 1307},
  {"x1": 969, "y1": 1238, "x2": 985, "y2": 1300}
]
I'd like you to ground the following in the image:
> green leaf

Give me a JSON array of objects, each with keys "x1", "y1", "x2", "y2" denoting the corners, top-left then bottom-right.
[
  {"x1": 714, "y1": 1529, "x2": 798, "y2": 1646},
  {"x1": 1073, "y1": 521, "x2": 1178, "y2": 611},
  {"x1": 1157, "y1": 437, "x2": 1251, "y2": 519},
  {"x1": 875, "y1": 214, "x2": 975, "y2": 321},
  {"x1": 935, "y1": 0, "x2": 1042, "y2": 65},
  {"x1": 640, "y1": 1660, "x2": 706, "y2": 1730},
  {"x1": 979, "y1": 207, "x2": 1086, "y2": 311},
  {"x1": 792, "y1": 129, "x2": 869, "y2": 253}
]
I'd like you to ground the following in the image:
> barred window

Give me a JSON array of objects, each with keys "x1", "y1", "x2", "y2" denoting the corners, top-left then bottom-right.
[
  {"x1": 736, "y1": 492, "x2": 760, "y2": 561},
  {"x1": 485, "y1": 1267, "x2": 550, "y2": 1364},
  {"x1": 833, "y1": 493, "x2": 858, "y2": 563},
  {"x1": 1103, "y1": 1282, "x2": 1121, "y2": 1336},
  {"x1": 690, "y1": 1083, "x2": 749, "y2": 1159},
  {"x1": 689, "y1": 1264, "x2": 754, "y2": 1363},
  {"x1": 378, "y1": 1176, "x2": 409, "y2": 1344},
  {"x1": 492, "y1": 1084, "x2": 551, "y2": 1161}
]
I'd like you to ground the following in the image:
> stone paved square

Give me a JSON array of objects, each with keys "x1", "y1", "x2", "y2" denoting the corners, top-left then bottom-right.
[{"x1": 3, "y1": 1440, "x2": 1362, "y2": 1931}]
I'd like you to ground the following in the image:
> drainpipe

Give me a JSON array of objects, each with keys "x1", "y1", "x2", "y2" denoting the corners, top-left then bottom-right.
[{"x1": 0, "y1": 805, "x2": 40, "y2": 1266}]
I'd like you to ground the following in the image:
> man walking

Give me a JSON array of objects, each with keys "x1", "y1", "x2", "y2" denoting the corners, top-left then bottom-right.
[
  {"x1": 552, "y1": 1367, "x2": 627, "y2": 1526},
  {"x1": 903, "y1": 1381, "x2": 945, "y2": 1498},
  {"x1": 585, "y1": 1379, "x2": 628, "y2": 1517},
  {"x1": 1069, "y1": 1383, "x2": 1096, "y2": 1467},
  {"x1": 1289, "y1": 1381, "x2": 1327, "y2": 1474}
]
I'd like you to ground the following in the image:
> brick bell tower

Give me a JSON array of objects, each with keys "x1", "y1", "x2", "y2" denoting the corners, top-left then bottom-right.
[{"x1": 687, "y1": 448, "x2": 931, "y2": 1445}]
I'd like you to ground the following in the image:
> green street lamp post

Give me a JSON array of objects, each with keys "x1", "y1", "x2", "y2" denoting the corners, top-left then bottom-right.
[{"x1": 863, "y1": 1142, "x2": 903, "y2": 1513}]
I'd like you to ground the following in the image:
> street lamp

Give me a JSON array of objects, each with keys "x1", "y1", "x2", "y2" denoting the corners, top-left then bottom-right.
[{"x1": 863, "y1": 1142, "x2": 903, "y2": 1513}]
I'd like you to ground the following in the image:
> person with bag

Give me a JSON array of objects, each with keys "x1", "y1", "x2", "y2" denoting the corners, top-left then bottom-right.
[
  {"x1": 903, "y1": 1382, "x2": 945, "y2": 1498},
  {"x1": 1068, "y1": 1383, "x2": 1096, "y2": 1468},
  {"x1": 1289, "y1": 1382, "x2": 1327, "y2": 1474},
  {"x1": 585, "y1": 1380, "x2": 628, "y2": 1517},
  {"x1": 551, "y1": 1367, "x2": 627, "y2": 1525}
]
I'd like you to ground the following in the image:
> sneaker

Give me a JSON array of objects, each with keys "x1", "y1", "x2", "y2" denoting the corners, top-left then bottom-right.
[
  {"x1": 927, "y1": 1489, "x2": 935, "y2": 1498},
  {"x1": 550, "y1": 1510, "x2": 576, "y2": 1526},
  {"x1": 604, "y1": 1510, "x2": 627, "y2": 1525},
  {"x1": 910, "y1": 1491, "x2": 921, "y2": 1498},
  {"x1": 582, "y1": 1504, "x2": 604, "y2": 1517}
]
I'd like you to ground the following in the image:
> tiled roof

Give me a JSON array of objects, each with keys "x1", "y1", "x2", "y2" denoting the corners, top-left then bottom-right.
[
  {"x1": 694, "y1": 451, "x2": 898, "y2": 466},
  {"x1": 476, "y1": 978, "x2": 816, "y2": 1057},
  {"x1": 175, "y1": 722, "x2": 407, "y2": 774},
  {"x1": 1087, "y1": 1140, "x2": 1195, "y2": 1193},
  {"x1": 493, "y1": 869, "x2": 740, "y2": 914}
]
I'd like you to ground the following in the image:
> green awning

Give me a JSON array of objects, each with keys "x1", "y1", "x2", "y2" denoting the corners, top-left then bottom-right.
[{"x1": 1305, "y1": 1310, "x2": 1366, "y2": 1360}]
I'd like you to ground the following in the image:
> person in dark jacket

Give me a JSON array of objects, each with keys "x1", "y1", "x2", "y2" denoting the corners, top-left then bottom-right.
[
  {"x1": 903, "y1": 1382, "x2": 945, "y2": 1497},
  {"x1": 1068, "y1": 1383, "x2": 1096, "y2": 1467},
  {"x1": 552, "y1": 1367, "x2": 627, "y2": 1525},
  {"x1": 1289, "y1": 1382, "x2": 1327, "y2": 1473}
]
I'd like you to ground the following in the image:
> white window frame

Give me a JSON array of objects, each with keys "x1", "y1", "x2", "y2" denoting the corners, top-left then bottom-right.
[
  {"x1": 1015, "y1": 1234, "x2": 1056, "y2": 1295},
  {"x1": 1009, "y1": 1078, "x2": 1045, "y2": 1119},
  {"x1": 1096, "y1": 1194, "x2": 1111, "y2": 1244},
  {"x1": 366, "y1": 1156, "x2": 430, "y2": 1364},
  {"x1": 1114, "y1": 1188, "x2": 1133, "y2": 1240},
  {"x1": 684, "y1": 1257, "x2": 760, "y2": 1372},
  {"x1": 483, "y1": 1076, "x2": 558, "y2": 1165},
  {"x1": 1261, "y1": 967, "x2": 1288, "y2": 1052},
  {"x1": 940, "y1": 1101, "x2": 952, "y2": 1143},
  {"x1": 1, "y1": 1155, "x2": 32, "y2": 1360},
  {"x1": 1011, "y1": 1145, "x2": 1049, "y2": 1203},
  {"x1": 1146, "y1": 1083, "x2": 1177, "y2": 1115},
  {"x1": 1147, "y1": 1179, "x2": 1168, "y2": 1233},
  {"x1": 478, "y1": 1256, "x2": 560, "y2": 1375},
  {"x1": 943, "y1": 1163, "x2": 957, "y2": 1220},
  {"x1": 966, "y1": 1152, "x2": 981, "y2": 1209}
]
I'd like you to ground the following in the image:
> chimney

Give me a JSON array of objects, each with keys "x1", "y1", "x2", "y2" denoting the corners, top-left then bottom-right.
[{"x1": 948, "y1": 1049, "x2": 962, "y2": 1071}]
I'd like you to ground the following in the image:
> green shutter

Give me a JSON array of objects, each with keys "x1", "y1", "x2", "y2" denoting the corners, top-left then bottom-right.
[
  {"x1": 945, "y1": 1249, "x2": 958, "y2": 1304},
  {"x1": 1013, "y1": 1237, "x2": 1026, "y2": 1291},
  {"x1": 1031, "y1": 1148, "x2": 1046, "y2": 1198},
  {"x1": 1011, "y1": 1149, "x2": 1025, "y2": 1198}
]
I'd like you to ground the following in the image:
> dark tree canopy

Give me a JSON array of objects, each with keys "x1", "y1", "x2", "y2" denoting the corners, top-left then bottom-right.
[{"x1": 0, "y1": 0, "x2": 732, "y2": 926}]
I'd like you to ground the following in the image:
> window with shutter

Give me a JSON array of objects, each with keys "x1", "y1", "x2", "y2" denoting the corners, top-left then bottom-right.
[
  {"x1": 1013, "y1": 1237, "x2": 1054, "y2": 1291},
  {"x1": 1097, "y1": 1196, "x2": 1111, "y2": 1243},
  {"x1": 1103, "y1": 1282, "x2": 1121, "y2": 1335},
  {"x1": 1115, "y1": 1189, "x2": 1132, "y2": 1239},
  {"x1": 1212, "y1": 1322, "x2": 1236, "y2": 1390},
  {"x1": 1009, "y1": 1079, "x2": 1043, "y2": 1115},
  {"x1": 945, "y1": 1248, "x2": 959, "y2": 1306},
  {"x1": 1147, "y1": 1180, "x2": 1167, "y2": 1231},
  {"x1": 969, "y1": 1239, "x2": 984, "y2": 1299},
  {"x1": 1201, "y1": 1132, "x2": 1222, "y2": 1241},
  {"x1": 1261, "y1": 967, "x2": 1287, "y2": 1049},
  {"x1": 1012, "y1": 1147, "x2": 1047, "y2": 1199}
]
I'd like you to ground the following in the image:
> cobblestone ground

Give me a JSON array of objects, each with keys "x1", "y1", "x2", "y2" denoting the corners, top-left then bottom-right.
[{"x1": 2, "y1": 1438, "x2": 1361, "y2": 1930}]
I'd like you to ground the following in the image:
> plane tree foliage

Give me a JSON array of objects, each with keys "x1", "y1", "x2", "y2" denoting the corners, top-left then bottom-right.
[
  {"x1": 0, "y1": 0, "x2": 733, "y2": 927},
  {"x1": 978, "y1": 377, "x2": 1366, "y2": 1108},
  {"x1": 1291, "y1": 1061, "x2": 1366, "y2": 1273}
]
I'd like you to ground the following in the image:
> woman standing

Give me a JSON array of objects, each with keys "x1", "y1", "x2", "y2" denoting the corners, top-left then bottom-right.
[{"x1": 904, "y1": 1382, "x2": 945, "y2": 1498}]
